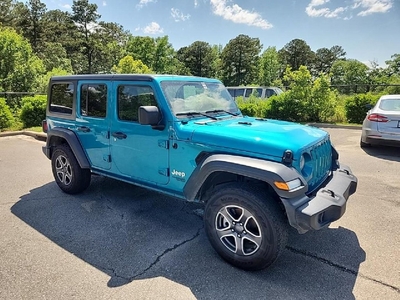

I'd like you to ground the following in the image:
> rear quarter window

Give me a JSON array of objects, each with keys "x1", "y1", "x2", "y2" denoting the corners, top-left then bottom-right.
[{"x1": 49, "y1": 83, "x2": 74, "y2": 115}]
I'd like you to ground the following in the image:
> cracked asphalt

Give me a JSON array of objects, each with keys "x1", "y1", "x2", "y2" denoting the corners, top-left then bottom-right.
[{"x1": 0, "y1": 129, "x2": 399, "y2": 300}]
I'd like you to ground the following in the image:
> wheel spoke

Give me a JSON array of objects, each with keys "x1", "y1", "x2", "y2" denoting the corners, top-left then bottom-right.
[
  {"x1": 225, "y1": 205, "x2": 244, "y2": 222},
  {"x1": 219, "y1": 233, "x2": 243, "y2": 255},
  {"x1": 244, "y1": 216, "x2": 261, "y2": 238},
  {"x1": 242, "y1": 236, "x2": 260, "y2": 255}
]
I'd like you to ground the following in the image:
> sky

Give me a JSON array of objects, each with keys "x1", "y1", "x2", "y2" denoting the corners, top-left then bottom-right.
[{"x1": 42, "y1": 0, "x2": 400, "y2": 67}]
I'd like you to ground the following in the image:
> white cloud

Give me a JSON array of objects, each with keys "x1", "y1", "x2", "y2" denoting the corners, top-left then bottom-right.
[
  {"x1": 137, "y1": 0, "x2": 157, "y2": 9},
  {"x1": 102, "y1": 1, "x2": 107, "y2": 6},
  {"x1": 194, "y1": 0, "x2": 199, "y2": 8},
  {"x1": 306, "y1": 0, "x2": 347, "y2": 18},
  {"x1": 171, "y1": 8, "x2": 190, "y2": 22},
  {"x1": 305, "y1": 0, "x2": 393, "y2": 18},
  {"x1": 210, "y1": 0, "x2": 272, "y2": 29},
  {"x1": 61, "y1": 4, "x2": 71, "y2": 10},
  {"x1": 139, "y1": 22, "x2": 164, "y2": 34},
  {"x1": 354, "y1": 0, "x2": 393, "y2": 16}
]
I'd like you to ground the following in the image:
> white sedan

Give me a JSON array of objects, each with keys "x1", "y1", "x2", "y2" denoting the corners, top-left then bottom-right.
[{"x1": 361, "y1": 94, "x2": 400, "y2": 147}]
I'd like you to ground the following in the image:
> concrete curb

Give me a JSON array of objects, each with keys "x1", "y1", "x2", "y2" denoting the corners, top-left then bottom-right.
[
  {"x1": 307, "y1": 123, "x2": 362, "y2": 130},
  {"x1": 0, "y1": 131, "x2": 47, "y2": 141}
]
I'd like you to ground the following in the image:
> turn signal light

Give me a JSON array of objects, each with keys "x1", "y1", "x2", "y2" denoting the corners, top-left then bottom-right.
[{"x1": 368, "y1": 114, "x2": 388, "y2": 122}]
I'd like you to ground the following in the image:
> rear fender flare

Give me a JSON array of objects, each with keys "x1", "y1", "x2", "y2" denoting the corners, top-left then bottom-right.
[{"x1": 45, "y1": 128, "x2": 90, "y2": 169}]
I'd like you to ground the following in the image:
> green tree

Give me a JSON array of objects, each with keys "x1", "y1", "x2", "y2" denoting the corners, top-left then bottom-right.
[
  {"x1": 0, "y1": 27, "x2": 44, "y2": 95},
  {"x1": 309, "y1": 75, "x2": 337, "y2": 122},
  {"x1": 36, "y1": 67, "x2": 71, "y2": 93},
  {"x1": 0, "y1": 0, "x2": 14, "y2": 26},
  {"x1": 38, "y1": 42, "x2": 73, "y2": 73},
  {"x1": 177, "y1": 41, "x2": 216, "y2": 77},
  {"x1": 112, "y1": 55, "x2": 152, "y2": 74},
  {"x1": 125, "y1": 36, "x2": 155, "y2": 68},
  {"x1": 24, "y1": 0, "x2": 47, "y2": 52},
  {"x1": 259, "y1": 46, "x2": 281, "y2": 86},
  {"x1": 313, "y1": 45, "x2": 346, "y2": 75},
  {"x1": 279, "y1": 39, "x2": 315, "y2": 71},
  {"x1": 385, "y1": 53, "x2": 400, "y2": 76},
  {"x1": 331, "y1": 59, "x2": 369, "y2": 94},
  {"x1": 220, "y1": 34, "x2": 262, "y2": 86},
  {"x1": 71, "y1": 0, "x2": 101, "y2": 73},
  {"x1": 152, "y1": 36, "x2": 178, "y2": 74}
]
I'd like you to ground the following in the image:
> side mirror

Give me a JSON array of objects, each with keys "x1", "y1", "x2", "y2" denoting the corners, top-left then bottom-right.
[{"x1": 138, "y1": 106, "x2": 162, "y2": 128}]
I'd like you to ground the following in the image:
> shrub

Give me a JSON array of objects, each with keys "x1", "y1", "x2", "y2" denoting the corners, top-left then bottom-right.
[
  {"x1": 307, "y1": 75, "x2": 337, "y2": 123},
  {"x1": 266, "y1": 93, "x2": 305, "y2": 122},
  {"x1": 236, "y1": 95, "x2": 270, "y2": 118},
  {"x1": 345, "y1": 93, "x2": 380, "y2": 124},
  {"x1": 0, "y1": 97, "x2": 14, "y2": 130},
  {"x1": 19, "y1": 95, "x2": 47, "y2": 128}
]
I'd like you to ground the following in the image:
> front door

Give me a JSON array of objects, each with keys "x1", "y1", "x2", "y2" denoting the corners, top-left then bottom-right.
[
  {"x1": 110, "y1": 82, "x2": 169, "y2": 185},
  {"x1": 75, "y1": 81, "x2": 111, "y2": 170}
]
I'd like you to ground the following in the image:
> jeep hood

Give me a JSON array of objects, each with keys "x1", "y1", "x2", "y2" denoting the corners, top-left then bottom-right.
[{"x1": 179, "y1": 116, "x2": 328, "y2": 159}]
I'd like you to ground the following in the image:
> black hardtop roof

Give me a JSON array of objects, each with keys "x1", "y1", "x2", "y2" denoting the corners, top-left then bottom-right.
[{"x1": 50, "y1": 74, "x2": 217, "y2": 82}]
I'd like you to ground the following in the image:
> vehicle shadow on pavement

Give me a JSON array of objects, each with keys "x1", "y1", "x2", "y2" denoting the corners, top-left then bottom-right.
[
  {"x1": 12, "y1": 176, "x2": 365, "y2": 300},
  {"x1": 361, "y1": 145, "x2": 400, "y2": 162}
]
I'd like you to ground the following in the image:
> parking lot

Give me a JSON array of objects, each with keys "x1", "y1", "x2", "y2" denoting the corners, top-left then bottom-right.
[{"x1": 0, "y1": 128, "x2": 399, "y2": 300}]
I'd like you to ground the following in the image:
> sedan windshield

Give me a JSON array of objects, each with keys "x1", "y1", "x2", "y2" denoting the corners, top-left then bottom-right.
[{"x1": 160, "y1": 81, "x2": 240, "y2": 117}]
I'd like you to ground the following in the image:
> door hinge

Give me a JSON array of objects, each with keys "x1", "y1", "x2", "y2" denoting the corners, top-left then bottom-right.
[
  {"x1": 103, "y1": 154, "x2": 111, "y2": 163},
  {"x1": 158, "y1": 140, "x2": 169, "y2": 149}
]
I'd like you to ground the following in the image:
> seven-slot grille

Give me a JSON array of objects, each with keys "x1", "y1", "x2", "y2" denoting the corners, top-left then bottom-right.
[{"x1": 307, "y1": 138, "x2": 332, "y2": 192}]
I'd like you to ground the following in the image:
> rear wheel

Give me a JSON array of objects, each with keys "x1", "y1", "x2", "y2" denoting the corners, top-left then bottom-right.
[
  {"x1": 204, "y1": 183, "x2": 288, "y2": 271},
  {"x1": 51, "y1": 144, "x2": 91, "y2": 194}
]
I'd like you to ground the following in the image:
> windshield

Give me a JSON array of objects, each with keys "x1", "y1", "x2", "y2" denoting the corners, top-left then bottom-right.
[
  {"x1": 160, "y1": 81, "x2": 240, "y2": 117},
  {"x1": 379, "y1": 99, "x2": 400, "y2": 111}
]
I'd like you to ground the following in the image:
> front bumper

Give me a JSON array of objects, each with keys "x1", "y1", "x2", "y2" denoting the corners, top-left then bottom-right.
[{"x1": 281, "y1": 163, "x2": 357, "y2": 234}]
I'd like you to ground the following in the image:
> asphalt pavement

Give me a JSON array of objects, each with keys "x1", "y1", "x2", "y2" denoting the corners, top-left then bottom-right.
[{"x1": 0, "y1": 130, "x2": 399, "y2": 300}]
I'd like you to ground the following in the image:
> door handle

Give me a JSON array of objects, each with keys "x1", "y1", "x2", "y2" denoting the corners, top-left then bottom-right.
[
  {"x1": 77, "y1": 126, "x2": 90, "y2": 132},
  {"x1": 112, "y1": 132, "x2": 127, "y2": 139}
]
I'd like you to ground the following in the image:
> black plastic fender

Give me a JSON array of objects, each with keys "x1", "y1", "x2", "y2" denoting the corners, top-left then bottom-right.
[
  {"x1": 42, "y1": 128, "x2": 90, "y2": 169},
  {"x1": 183, "y1": 154, "x2": 307, "y2": 201}
]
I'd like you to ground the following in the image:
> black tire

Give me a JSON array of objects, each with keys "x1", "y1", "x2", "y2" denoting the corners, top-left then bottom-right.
[
  {"x1": 51, "y1": 144, "x2": 91, "y2": 194},
  {"x1": 204, "y1": 183, "x2": 288, "y2": 271}
]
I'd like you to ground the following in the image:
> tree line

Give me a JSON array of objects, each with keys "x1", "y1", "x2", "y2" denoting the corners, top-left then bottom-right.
[{"x1": 1, "y1": 0, "x2": 399, "y2": 95}]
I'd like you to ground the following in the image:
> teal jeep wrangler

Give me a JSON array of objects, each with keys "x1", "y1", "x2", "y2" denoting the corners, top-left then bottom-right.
[{"x1": 42, "y1": 74, "x2": 357, "y2": 270}]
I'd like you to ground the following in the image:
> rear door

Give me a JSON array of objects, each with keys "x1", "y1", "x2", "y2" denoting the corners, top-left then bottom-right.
[{"x1": 75, "y1": 81, "x2": 111, "y2": 170}]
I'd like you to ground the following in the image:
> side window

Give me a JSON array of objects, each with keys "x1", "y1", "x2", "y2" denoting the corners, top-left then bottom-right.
[
  {"x1": 49, "y1": 83, "x2": 74, "y2": 114},
  {"x1": 236, "y1": 88, "x2": 245, "y2": 97},
  {"x1": 245, "y1": 89, "x2": 253, "y2": 97},
  {"x1": 117, "y1": 85, "x2": 158, "y2": 122},
  {"x1": 80, "y1": 84, "x2": 107, "y2": 118},
  {"x1": 265, "y1": 89, "x2": 274, "y2": 98}
]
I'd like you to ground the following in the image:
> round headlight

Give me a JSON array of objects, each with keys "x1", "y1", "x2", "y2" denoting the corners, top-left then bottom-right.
[{"x1": 300, "y1": 155, "x2": 305, "y2": 170}]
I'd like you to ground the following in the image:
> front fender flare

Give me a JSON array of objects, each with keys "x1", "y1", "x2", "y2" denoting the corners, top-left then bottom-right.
[{"x1": 183, "y1": 154, "x2": 306, "y2": 201}]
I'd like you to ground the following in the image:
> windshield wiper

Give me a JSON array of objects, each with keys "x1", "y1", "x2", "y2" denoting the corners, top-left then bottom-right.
[
  {"x1": 176, "y1": 111, "x2": 218, "y2": 120},
  {"x1": 205, "y1": 109, "x2": 240, "y2": 116}
]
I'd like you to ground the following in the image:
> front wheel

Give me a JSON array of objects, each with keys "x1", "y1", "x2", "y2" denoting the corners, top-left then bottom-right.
[
  {"x1": 51, "y1": 144, "x2": 91, "y2": 194},
  {"x1": 204, "y1": 183, "x2": 288, "y2": 271}
]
